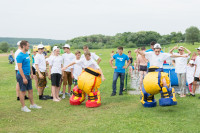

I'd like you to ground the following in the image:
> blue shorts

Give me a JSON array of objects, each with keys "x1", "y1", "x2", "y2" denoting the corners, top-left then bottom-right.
[{"x1": 17, "y1": 74, "x2": 32, "y2": 91}]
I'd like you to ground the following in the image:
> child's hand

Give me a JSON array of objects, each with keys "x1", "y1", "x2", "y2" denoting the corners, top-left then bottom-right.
[
  {"x1": 112, "y1": 66, "x2": 117, "y2": 69},
  {"x1": 102, "y1": 76, "x2": 105, "y2": 81},
  {"x1": 48, "y1": 75, "x2": 51, "y2": 80}
]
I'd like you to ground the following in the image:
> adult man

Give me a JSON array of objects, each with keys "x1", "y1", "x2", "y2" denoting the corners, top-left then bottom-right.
[
  {"x1": 170, "y1": 46, "x2": 191, "y2": 97},
  {"x1": 62, "y1": 44, "x2": 75, "y2": 99},
  {"x1": 110, "y1": 46, "x2": 130, "y2": 96},
  {"x1": 35, "y1": 44, "x2": 48, "y2": 100},
  {"x1": 14, "y1": 41, "x2": 29, "y2": 101},
  {"x1": 81, "y1": 45, "x2": 101, "y2": 64},
  {"x1": 16, "y1": 40, "x2": 41, "y2": 112}
]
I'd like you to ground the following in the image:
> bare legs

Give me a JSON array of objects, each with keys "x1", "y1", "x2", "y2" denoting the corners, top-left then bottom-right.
[{"x1": 139, "y1": 71, "x2": 146, "y2": 91}]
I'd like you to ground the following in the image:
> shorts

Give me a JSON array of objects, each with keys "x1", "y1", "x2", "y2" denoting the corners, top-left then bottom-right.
[
  {"x1": 15, "y1": 70, "x2": 18, "y2": 81},
  {"x1": 139, "y1": 65, "x2": 147, "y2": 71},
  {"x1": 194, "y1": 77, "x2": 200, "y2": 81},
  {"x1": 17, "y1": 74, "x2": 32, "y2": 91},
  {"x1": 32, "y1": 66, "x2": 36, "y2": 75},
  {"x1": 73, "y1": 79, "x2": 78, "y2": 85},
  {"x1": 36, "y1": 72, "x2": 47, "y2": 88},
  {"x1": 51, "y1": 73, "x2": 61, "y2": 87},
  {"x1": 63, "y1": 71, "x2": 72, "y2": 86}
]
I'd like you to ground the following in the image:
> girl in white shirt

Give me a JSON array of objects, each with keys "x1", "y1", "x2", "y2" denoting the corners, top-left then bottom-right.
[{"x1": 48, "y1": 46, "x2": 63, "y2": 102}]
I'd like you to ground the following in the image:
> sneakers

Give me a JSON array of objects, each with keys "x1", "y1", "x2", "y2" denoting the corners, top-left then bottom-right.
[
  {"x1": 119, "y1": 93, "x2": 123, "y2": 95},
  {"x1": 39, "y1": 95, "x2": 48, "y2": 100},
  {"x1": 21, "y1": 106, "x2": 31, "y2": 112},
  {"x1": 66, "y1": 93, "x2": 71, "y2": 97},
  {"x1": 30, "y1": 104, "x2": 42, "y2": 109},
  {"x1": 62, "y1": 94, "x2": 66, "y2": 99},
  {"x1": 111, "y1": 93, "x2": 116, "y2": 96},
  {"x1": 59, "y1": 91, "x2": 63, "y2": 95}
]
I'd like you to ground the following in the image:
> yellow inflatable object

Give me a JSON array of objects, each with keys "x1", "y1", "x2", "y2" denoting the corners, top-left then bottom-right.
[
  {"x1": 143, "y1": 71, "x2": 170, "y2": 95},
  {"x1": 78, "y1": 67, "x2": 101, "y2": 94}
]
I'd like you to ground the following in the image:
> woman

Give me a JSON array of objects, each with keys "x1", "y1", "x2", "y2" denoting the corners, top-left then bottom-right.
[{"x1": 128, "y1": 51, "x2": 133, "y2": 78}]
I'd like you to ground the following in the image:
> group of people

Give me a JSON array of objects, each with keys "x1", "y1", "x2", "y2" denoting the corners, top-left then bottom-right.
[
  {"x1": 15, "y1": 41, "x2": 104, "y2": 112},
  {"x1": 14, "y1": 40, "x2": 200, "y2": 112}
]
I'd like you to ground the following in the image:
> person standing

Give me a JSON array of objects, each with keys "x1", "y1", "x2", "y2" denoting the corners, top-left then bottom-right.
[
  {"x1": 48, "y1": 46, "x2": 63, "y2": 102},
  {"x1": 127, "y1": 51, "x2": 133, "y2": 78},
  {"x1": 32, "y1": 50, "x2": 38, "y2": 93},
  {"x1": 15, "y1": 41, "x2": 29, "y2": 101},
  {"x1": 192, "y1": 47, "x2": 200, "y2": 97},
  {"x1": 110, "y1": 46, "x2": 130, "y2": 96},
  {"x1": 35, "y1": 44, "x2": 48, "y2": 100},
  {"x1": 61, "y1": 44, "x2": 75, "y2": 99},
  {"x1": 137, "y1": 46, "x2": 148, "y2": 91},
  {"x1": 81, "y1": 45, "x2": 101, "y2": 64},
  {"x1": 169, "y1": 46, "x2": 191, "y2": 97},
  {"x1": 16, "y1": 40, "x2": 42, "y2": 112}
]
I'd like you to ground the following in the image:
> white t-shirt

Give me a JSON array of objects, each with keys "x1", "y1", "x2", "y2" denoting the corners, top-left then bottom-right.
[
  {"x1": 49, "y1": 55, "x2": 63, "y2": 74},
  {"x1": 173, "y1": 53, "x2": 190, "y2": 73},
  {"x1": 34, "y1": 53, "x2": 46, "y2": 72},
  {"x1": 75, "y1": 58, "x2": 100, "y2": 70},
  {"x1": 62, "y1": 53, "x2": 75, "y2": 72},
  {"x1": 194, "y1": 56, "x2": 200, "y2": 78},
  {"x1": 145, "y1": 52, "x2": 171, "y2": 68},
  {"x1": 186, "y1": 65, "x2": 195, "y2": 84},
  {"x1": 81, "y1": 52, "x2": 99, "y2": 61},
  {"x1": 72, "y1": 58, "x2": 83, "y2": 80},
  {"x1": 14, "y1": 49, "x2": 21, "y2": 70}
]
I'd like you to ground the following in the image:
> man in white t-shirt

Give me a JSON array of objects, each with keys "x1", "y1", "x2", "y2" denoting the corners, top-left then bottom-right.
[
  {"x1": 35, "y1": 44, "x2": 48, "y2": 100},
  {"x1": 81, "y1": 45, "x2": 101, "y2": 64},
  {"x1": 170, "y1": 46, "x2": 191, "y2": 97},
  {"x1": 61, "y1": 44, "x2": 75, "y2": 99},
  {"x1": 15, "y1": 41, "x2": 29, "y2": 101},
  {"x1": 192, "y1": 47, "x2": 200, "y2": 97}
]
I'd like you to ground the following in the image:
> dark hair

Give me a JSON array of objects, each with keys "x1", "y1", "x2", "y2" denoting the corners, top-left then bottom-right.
[
  {"x1": 20, "y1": 40, "x2": 28, "y2": 48},
  {"x1": 150, "y1": 41, "x2": 156, "y2": 46},
  {"x1": 128, "y1": 51, "x2": 131, "y2": 53},
  {"x1": 141, "y1": 46, "x2": 146, "y2": 50},
  {"x1": 83, "y1": 45, "x2": 88, "y2": 49},
  {"x1": 118, "y1": 46, "x2": 123, "y2": 50}
]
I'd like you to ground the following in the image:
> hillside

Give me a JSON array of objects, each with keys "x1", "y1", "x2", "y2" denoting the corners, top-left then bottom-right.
[{"x1": 0, "y1": 37, "x2": 66, "y2": 46}]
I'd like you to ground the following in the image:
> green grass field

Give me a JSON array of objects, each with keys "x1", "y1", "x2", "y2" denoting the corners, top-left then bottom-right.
[{"x1": 1, "y1": 43, "x2": 200, "y2": 132}]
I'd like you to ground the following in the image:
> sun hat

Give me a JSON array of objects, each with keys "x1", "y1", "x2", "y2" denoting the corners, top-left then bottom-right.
[
  {"x1": 154, "y1": 43, "x2": 161, "y2": 49},
  {"x1": 63, "y1": 44, "x2": 70, "y2": 48}
]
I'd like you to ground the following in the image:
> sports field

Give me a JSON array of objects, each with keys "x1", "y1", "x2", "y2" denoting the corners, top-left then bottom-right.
[{"x1": 1, "y1": 44, "x2": 200, "y2": 132}]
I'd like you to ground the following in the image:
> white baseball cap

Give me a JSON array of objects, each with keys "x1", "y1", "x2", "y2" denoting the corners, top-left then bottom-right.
[
  {"x1": 189, "y1": 60, "x2": 194, "y2": 64},
  {"x1": 17, "y1": 41, "x2": 21, "y2": 46},
  {"x1": 196, "y1": 47, "x2": 200, "y2": 50},
  {"x1": 154, "y1": 43, "x2": 162, "y2": 49},
  {"x1": 53, "y1": 46, "x2": 59, "y2": 51},
  {"x1": 38, "y1": 44, "x2": 44, "y2": 49},
  {"x1": 63, "y1": 44, "x2": 70, "y2": 48}
]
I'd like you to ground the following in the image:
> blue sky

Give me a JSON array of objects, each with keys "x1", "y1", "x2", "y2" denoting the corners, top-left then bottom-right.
[{"x1": 0, "y1": 0, "x2": 199, "y2": 40}]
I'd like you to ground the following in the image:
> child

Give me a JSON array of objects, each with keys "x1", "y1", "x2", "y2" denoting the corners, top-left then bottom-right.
[
  {"x1": 186, "y1": 60, "x2": 195, "y2": 93},
  {"x1": 71, "y1": 50, "x2": 83, "y2": 86},
  {"x1": 62, "y1": 51, "x2": 105, "y2": 81},
  {"x1": 48, "y1": 46, "x2": 63, "y2": 102}
]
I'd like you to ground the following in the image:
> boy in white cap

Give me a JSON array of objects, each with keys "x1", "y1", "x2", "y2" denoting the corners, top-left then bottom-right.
[
  {"x1": 81, "y1": 45, "x2": 101, "y2": 64},
  {"x1": 35, "y1": 44, "x2": 48, "y2": 100},
  {"x1": 192, "y1": 47, "x2": 200, "y2": 97},
  {"x1": 14, "y1": 41, "x2": 29, "y2": 101},
  {"x1": 48, "y1": 46, "x2": 63, "y2": 102},
  {"x1": 61, "y1": 44, "x2": 75, "y2": 99},
  {"x1": 136, "y1": 43, "x2": 188, "y2": 71},
  {"x1": 169, "y1": 46, "x2": 191, "y2": 97}
]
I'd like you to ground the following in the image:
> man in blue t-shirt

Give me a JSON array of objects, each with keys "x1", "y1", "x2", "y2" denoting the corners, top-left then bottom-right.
[
  {"x1": 110, "y1": 46, "x2": 130, "y2": 96},
  {"x1": 16, "y1": 40, "x2": 42, "y2": 112}
]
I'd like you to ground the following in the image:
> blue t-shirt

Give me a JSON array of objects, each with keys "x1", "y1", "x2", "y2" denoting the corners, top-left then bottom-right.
[
  {"x1": 113, "y1": 53, "x2": 129, "y2": 73},
  {"x1": 16, "y1": 52, "x2": 31, "y2": 75}
]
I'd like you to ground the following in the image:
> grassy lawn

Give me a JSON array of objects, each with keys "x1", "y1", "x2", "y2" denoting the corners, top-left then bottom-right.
[{"x1": 1, "y1": 44, "x2": 200, "y2": 132}]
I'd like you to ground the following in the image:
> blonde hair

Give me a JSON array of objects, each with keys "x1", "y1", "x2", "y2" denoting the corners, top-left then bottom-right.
[
  {"x1": 84, "y1": 51, "x2": 91, "y2": 56},
  {"x1": 75, "y1": 50, "x2": 81, "y2": 55}
]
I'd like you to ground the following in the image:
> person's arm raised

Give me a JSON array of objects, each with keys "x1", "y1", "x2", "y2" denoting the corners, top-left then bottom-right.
[
  {"x1": 183, "y1": 47, "x2": 191, "y2": 55},
  {"x1": 169, "y1": 46, "x2": 178, "y2": 54}
]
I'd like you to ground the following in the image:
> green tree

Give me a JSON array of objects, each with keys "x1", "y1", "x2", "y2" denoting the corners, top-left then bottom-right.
[
  {"x1": 185, "y1": 26, "x2": 200, "y2": 45},
  {"x1": 0, "y1": 42, "x2": 9, "y2": 52}
]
